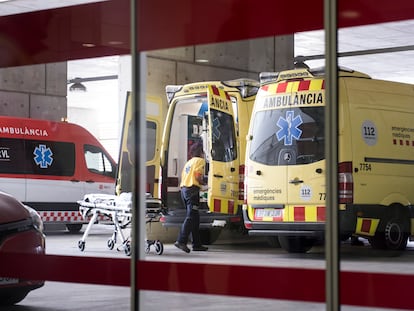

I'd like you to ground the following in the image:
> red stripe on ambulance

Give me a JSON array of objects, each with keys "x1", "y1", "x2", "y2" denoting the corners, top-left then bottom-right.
[{"x1": 294, "y1": 206, "x2": 305, "y2": 221}]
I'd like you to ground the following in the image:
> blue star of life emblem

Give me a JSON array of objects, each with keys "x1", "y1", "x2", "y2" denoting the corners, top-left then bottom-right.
[
  {"x1": 212, "y1": 117, "x2": 221, "y2": 141},
  {"x1": 276, "y1": 111, "x2": 303, "y2": 145},
  {"x1": 33, "y1": 144, "x2": 53, "y2": 168}
]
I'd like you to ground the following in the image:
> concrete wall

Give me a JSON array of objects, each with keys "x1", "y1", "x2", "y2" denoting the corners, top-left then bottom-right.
[
  {"x1": 143, "y1": 35, "x2": 294, "y2": 119},
  {"x1": 0, "y1": 62, "x2": 67, "y2": 121}
]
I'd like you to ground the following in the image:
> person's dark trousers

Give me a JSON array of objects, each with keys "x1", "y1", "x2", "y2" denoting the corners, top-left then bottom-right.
[{"x1": 177, "y1": 186, "x2": 202, "y2": 247}]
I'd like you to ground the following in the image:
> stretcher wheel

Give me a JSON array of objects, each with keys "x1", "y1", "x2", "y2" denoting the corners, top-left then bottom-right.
[
  {"x1": 124, "y1": 243, "x2": 131, "y2": 256},
  {"x1": 154, "y1": 240, "x2": 163, "y2": 255},
  {"x1": 78, "y1": 240, "x2": 85, "y2": 252},
  {"x1": 107, "y1": 239, "x2": 115, "y2": 250}
]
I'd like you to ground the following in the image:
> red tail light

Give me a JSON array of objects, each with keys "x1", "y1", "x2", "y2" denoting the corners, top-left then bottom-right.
[
  {"x1": 239, "y1": 165, "x2": 245, "y2": 201},
  {"x1": 338, "y1": 161, "x2": 353, "y2": 203}
]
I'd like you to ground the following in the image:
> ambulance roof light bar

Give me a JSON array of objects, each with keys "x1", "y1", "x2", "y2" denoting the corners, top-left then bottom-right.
[{"x1": 222, "y1": 79, "x2": 260, "y2": 98}]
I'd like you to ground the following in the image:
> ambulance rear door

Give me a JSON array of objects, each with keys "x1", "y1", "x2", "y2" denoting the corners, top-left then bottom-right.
[
  {"x1": 283, "y1": 80, "x2": 326, "y2": 218},
  {"x1": 246, "y1": 87, "x2": 289, "y2": 220},
  {"x1": 206, "y1": 85, "x2": 239, "y2": 215}
]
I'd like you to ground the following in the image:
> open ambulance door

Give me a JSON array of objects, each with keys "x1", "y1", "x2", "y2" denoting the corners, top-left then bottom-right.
[
  {"x1": 206, "y1": 85, "x2": 239, "y2": 215},
  {"x1": 116, "y1": 92, "x2": 134, "y2": 195},
  {"x1": 117, "y1": 92, "x2": 164, "y2": 197}
]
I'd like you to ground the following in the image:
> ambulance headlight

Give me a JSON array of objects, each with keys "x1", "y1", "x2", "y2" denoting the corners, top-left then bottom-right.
[{"x1": 24, "y1": 205, "x2": 44, "y2": 233}]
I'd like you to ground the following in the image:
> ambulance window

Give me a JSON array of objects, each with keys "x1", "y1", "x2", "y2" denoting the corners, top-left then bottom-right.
[
  {"x1": 249, "y1": 107, "x2": 324, "y2": 165},
  {"x1": 84, "y1": 144, "x2": 115, "y2": 177},
  {"x1": 26, "y1": 140, "x2": 76, "y2": 176},
  {"x1": 146, "y1": 120, "x2": 156, "y2": 162},
  {"x1": 210, "y1": 108, "x2": 237, "y2": 162}
]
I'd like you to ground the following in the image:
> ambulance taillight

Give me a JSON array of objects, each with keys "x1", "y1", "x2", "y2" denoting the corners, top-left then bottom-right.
[
  {"x1": 239, "y1": 165, "x2": 245, "y2": 201},
  {"x1": 338, "y1": 161, "x2": 353, "y2": 203}
]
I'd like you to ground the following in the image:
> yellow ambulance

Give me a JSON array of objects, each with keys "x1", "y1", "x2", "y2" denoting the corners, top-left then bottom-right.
[
  {"x1": 243, "y1": 65, "x2": 414, "y2": 253},
  {"x1": 159, "y1": 79, "x2": 258, "y2": 243}
]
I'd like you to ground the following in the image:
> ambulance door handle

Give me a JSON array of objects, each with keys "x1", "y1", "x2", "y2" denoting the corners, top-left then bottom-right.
[
  {"x1": 230, "y1": 167, "x2": 235, "y2": 172},
  {"x1": 213, "y1": 174, "x2": 223, "y2": 178},
  {"x1": 85, "y1": 180, "x2": 95, "y2": 183},
  {"x1": 316, "y1": 168, "x2": 323, "y2": 174},
  {"x1": 289, "y1": 178, "x2": 303, "y2": 184},
  {"x1": 70, "y1": 179, "x2": 80, "y2": 182}
]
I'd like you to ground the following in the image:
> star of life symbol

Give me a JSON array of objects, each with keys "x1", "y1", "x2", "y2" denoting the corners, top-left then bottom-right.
[
  {"x1": 33, "y1": 144, "x2": 53, "y2": 168},
  {"x1": 276, "y1": 110, "x2": 303, "y2": 145},
  {"x1": 212, "y1": 117, "x2": 221, "y2": 141}
]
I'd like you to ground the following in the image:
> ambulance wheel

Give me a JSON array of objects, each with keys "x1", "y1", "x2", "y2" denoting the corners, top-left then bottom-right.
[
  {"x1": 78, "y1": 240, "x2": 85, "y2": 251},
  {"x1": 278, "y1": 236, "x2": 314, "y2": 253},
  {"x1": 369, "y1": 219, "x2": 408, "y2": 251},
  {"x1": 124, "y1": 243, "x2": 131, "y2": 256},
  {"x1": 154, "y1": 240, "x2": 164, "y2": 255},
  {"x1": 384, "y1": 217, "x2": 408, "y2": 251},
  {"x1": 107, "y1": 239, "x2": 115, "y2": 250}
]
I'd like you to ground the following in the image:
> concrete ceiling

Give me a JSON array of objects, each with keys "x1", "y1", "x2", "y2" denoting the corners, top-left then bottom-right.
[{"x1": 2, "y1": 0, "x2": 414, "y2": 85}]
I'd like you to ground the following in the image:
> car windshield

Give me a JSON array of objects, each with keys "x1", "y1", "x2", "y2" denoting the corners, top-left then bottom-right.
[{"x1": 249, "y1": 106, "x2": 324, "y2": 165}]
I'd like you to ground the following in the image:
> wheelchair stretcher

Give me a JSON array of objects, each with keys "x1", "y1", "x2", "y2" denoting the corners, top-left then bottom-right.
[{"x1": 76, "y1": 192, "x2": 164, "y2": 256}]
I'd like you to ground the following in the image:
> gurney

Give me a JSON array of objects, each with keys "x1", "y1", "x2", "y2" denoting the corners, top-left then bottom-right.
[{"x1": 76, "y1": 192, "x2": 164, "y2": 256}]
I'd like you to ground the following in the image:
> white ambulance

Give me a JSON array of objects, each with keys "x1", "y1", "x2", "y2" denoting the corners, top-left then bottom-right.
[
  {"x1": 0, "y1": 116, "x2": 116, "y2": 232},
  {"x1": 243, "y1": 65, "x2": 414, "y2": 253}
]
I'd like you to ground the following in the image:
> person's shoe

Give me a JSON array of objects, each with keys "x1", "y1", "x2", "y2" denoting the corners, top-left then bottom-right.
[
  {"x1": 192, "y1": 245, "x2": 208, "y2": 251},
  {"x1": 174, "y1": 241, "x2": 190, "y2": 253}
]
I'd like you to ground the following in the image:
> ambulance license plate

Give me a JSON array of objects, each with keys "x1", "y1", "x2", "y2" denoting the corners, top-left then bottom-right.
[
  {"x1": 255, "y1": 208, "x2": 281, "y2": 218},
  {"x1": 0, "y1": 277, "x2": 19, "y2": 285}
]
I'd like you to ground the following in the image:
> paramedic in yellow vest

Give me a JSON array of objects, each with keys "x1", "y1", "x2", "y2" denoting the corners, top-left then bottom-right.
[{"x1": 174, "y1": 141, "x2": 208, "y2": 253}]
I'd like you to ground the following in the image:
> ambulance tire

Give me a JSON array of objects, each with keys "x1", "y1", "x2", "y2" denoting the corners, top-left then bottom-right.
[
  {"x1": 278, "y1": 236, "x2": 314, "y2": 253},
  {"x1": 384, "y1": 217, "x2": 408, "y2": 251},
  {"x1": 66, "y1": 224, "x2": 83, "y2": 233},
  {"x1": 369, "y1": 216, "x2": 409, "y2": 251},
  {"x1": 199, "y1": 228, "x2": 222, "y2": 245}
]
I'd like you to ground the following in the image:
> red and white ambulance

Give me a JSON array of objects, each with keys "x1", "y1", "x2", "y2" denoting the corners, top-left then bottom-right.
[{"x1": 0, "y1": 116, "x2": 116, "y2": 232}]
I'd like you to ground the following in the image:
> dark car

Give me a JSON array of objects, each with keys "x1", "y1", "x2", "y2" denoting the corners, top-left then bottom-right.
[{"x1": 0, "y1": 191, "x2": 45, "y2": 306}]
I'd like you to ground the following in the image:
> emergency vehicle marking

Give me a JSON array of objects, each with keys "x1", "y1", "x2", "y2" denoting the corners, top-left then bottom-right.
[
  {"x1": 355, "y1": 217, "x2": 380, "y2": 236},
  {"x1": 33, "y1": 144, "x2": 53, "y2": 168},
  {"x1": 209, "y1": 86, "x2": 230, "y2": 112},
  {"x1": 300, "y1": 185, "x2": 312, "y2": 201},
  {"x1": 0, "y1": 147, "x2": 10, "y2": 161},
  {"x1": 253, "y1": 205, "x2": 325, "y2": 222},
  {"x1": 260, "y1": 79, "x2": 325, "y2": 109},
  {"x1": 253, "y1": 188, "x2": 282, "y2": 201},
  {"x1": 213, "y1": 198, "x2": 235, "y2": 214},
  {"x1": 212, "y1": 117, "x2": 221, "y2": 140},
  {"x1": 39, "y1": 211, "x2": 108, "y2": 222},
  {"x1": 276, "y1": 110, "x2": 303, "y2": 145},
  {"x1": 361, "y1": 120, "x2": 377, "y2": 146},
  {"x1": 0, "y1": 126, "x2": 48, "y2": 137}
]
